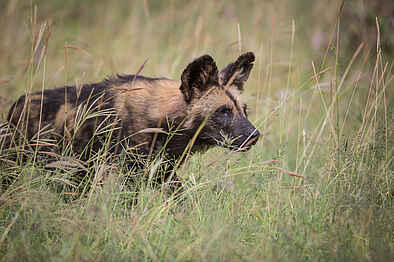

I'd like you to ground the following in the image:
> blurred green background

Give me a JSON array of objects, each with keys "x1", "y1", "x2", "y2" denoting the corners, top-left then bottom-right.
[{"x1": 0, "y1": 1, "x2": 392, "y2": 261}]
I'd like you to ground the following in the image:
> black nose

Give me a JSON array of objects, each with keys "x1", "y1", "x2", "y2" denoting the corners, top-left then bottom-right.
[{"x1": 248, "y1": 129, "x2": 260, "y2": 145}]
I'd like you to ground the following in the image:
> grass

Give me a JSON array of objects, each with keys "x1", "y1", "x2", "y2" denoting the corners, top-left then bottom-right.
[{"x1": 0, "y1": 0, "x2": 393, "y2": 261}]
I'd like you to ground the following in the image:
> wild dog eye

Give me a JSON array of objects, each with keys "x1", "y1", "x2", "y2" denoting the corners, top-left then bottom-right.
[{"x1": 216, "y1": 106, "x2": 233, "y2": 117}]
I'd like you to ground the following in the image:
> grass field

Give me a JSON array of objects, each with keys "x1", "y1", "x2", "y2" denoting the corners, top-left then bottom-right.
[{"x1": 0, "y1": 0, "x2": 393, "y2": 261}]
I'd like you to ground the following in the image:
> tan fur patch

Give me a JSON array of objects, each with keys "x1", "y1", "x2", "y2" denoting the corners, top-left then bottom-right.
[
  {"x1": 27, "y1": 94, "x2": 45, "y2": 101},
  {"x1": 194, "y1": 87, "x2": 242, "y2": 114},
  {"x1": 114, "y1": 79, "x2": 185, "y2": 122},
  {"x1": 110, "y1": 79, "x2": 186, "y2": 152},
  {"x1": 54, "y1": 103, "x2": 75, "y2": 137}
]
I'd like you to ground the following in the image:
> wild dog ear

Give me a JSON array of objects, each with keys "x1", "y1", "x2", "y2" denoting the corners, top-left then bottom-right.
[
  {"x1": 219, "y1": 52, "x2": 255, "y2": 91},
  {"x1": 180, "y1": 55, "x2": 219, "y2": 103}
]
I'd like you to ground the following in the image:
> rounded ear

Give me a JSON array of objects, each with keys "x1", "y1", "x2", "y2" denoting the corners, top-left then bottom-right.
[
  {"x1": 180, "y1": 55, "x2": 219, "y2": 103},
  {"x1": 219, "y1": 52, "x2": 255, "y2": 91}
]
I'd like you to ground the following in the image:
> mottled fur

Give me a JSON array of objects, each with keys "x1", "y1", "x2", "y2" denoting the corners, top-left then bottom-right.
[{"x1": 7, "y1": 52, "x2": 260, "y2": 191}]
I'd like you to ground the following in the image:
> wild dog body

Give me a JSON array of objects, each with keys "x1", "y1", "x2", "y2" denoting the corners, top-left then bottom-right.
[{"x1": 7, "y1": 52, "x2": 260, "y2": 190}]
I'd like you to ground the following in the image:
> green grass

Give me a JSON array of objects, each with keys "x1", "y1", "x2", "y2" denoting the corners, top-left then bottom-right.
[{"x1": 0, "y1": 0, "x2": 393, "y2": 261}]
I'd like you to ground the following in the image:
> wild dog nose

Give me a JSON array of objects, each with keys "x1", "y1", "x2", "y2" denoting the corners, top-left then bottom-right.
[{"x1": 247, "y1": 129, "x2": 260, "y2": 145}]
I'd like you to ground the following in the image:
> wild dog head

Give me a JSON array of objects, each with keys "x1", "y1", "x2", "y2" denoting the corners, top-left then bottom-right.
[{"x1": 180, "y1": 52, "x2": 260, "y2": 151}]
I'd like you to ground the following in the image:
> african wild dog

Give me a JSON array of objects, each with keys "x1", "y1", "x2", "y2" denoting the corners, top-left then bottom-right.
[{"x1": 6, "y1": 52, "x2": 260, "y2": 192}]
